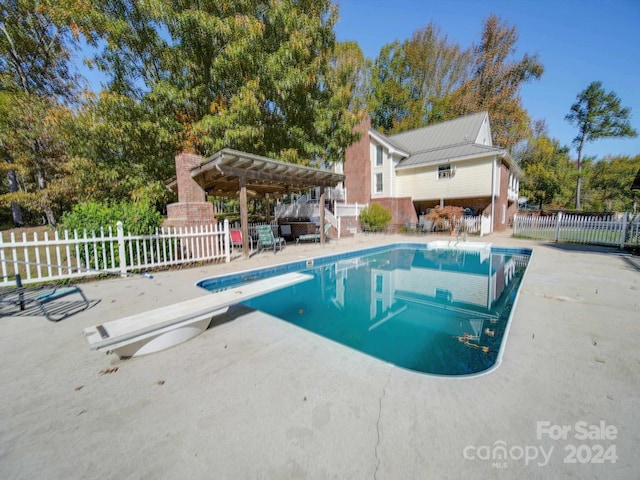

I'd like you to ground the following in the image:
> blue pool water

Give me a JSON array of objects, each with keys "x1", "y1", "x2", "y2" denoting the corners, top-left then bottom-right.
[{"x1": 197, "y1": 243, "x2": 531, "y2": 376}]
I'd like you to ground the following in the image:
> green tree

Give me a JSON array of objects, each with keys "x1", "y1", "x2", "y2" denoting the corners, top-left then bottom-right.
[
  {"x1": 89, "y1": 0, "x2": 360, "y2": 165},
  {"x1": 65, "y1": 91, "x2": 180, "y2": 207},
  {"x1": 450, "y1": 14, "x2": 543, "y2": 149},
  {"x1": 515, "y1": 121, "x2": 573, "y2": 209},
  {"x1": 565, "y1": 81, "x2": 638, "y2": 209},
  {"x1": 367, "y1": 22, "x2": 471, "y2": 133},
  {"x1": 587, "y1": 155, "x2": 640, "y2": 212},
  {"x1": 0, "y1": 0, "x2": 90, "y2": 225}
]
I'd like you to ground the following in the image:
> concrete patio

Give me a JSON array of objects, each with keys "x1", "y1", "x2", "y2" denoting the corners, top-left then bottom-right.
[{"x1": 1, "y1": 231, "x2": 639, "y2": 479}]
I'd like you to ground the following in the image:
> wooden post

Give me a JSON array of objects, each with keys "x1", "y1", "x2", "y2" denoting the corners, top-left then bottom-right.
[
  {"x1": 265, "y1": 193, "x2": 271, "y2": 225},
  {"x1": 320, "y1": 191, "x2": 326, "y2": 245},
  {"x1": 239, "y1": 175, "x2": 249, "y2": 258}
]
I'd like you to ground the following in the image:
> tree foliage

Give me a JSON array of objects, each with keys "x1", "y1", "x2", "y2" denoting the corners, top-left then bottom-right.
[
  {"x1": 367, "y1": 15, "x2": 543, "y2": 150},
  {"x1": 448, "y1": 14, "x2": 543, "y2": 149},
  {"x1": 565, "y1": 81, "x2": 638, "y2": 209},
  {"x1": 368, "y1": 22, "x2": 471, "y2": 133},
  {"x1": 89, "y1": 0, "x2": 362, "y2": 164},
  {"x1": 587, "y1": 155, "x2": 640, "y2": 212},
  {"x1": 515, "y1": 121, "x2": 573, "y2": 209}
]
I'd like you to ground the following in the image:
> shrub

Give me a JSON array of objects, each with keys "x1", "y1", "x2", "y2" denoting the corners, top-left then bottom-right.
[
  {"x1": 59, "y1": 201, "x2": 162, "y2": 269},
  {"x1": 359, "y1": 203, "x2": 392, "y2": 232},
  {"x1": 59, "y1": 201, "x2": 162, "y2": 235}
]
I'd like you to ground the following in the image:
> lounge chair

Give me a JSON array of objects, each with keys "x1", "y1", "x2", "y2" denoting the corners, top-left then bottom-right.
[
  {"x1": 230, "y1": 229, "x2": 253, "y2": 253},
  {"x1": 256, "y1": 225, "x2": 285, "y2": 253},
  {"x1": 0, "y1": 275, "x2": 90, "y2": 322},
  {"x1": 296, "y1": 222, "x2": 331, "y2": 244}
]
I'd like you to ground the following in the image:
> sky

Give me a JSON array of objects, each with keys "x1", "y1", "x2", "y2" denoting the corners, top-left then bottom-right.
[{"x1": 333, "y1": 0, "x2": 640, "y2": 160}]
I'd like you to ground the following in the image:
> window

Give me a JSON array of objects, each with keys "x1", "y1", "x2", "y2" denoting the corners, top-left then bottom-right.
[
  {"x1": 438, "y1": 165, "x2": 454, "y2": 179},
  {"x1": 375, "y1": 274, "x2": 383, "y2": 293},
  {"x1": 375, "y1": 173, "x2": 383, "y2": 193},
  {"x1": 376, "y1": 145, "x2": 383, "y2": 166}
]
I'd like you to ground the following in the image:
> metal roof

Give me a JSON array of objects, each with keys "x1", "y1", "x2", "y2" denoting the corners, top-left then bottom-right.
[
  {"x1": 395, "y1": 143, "x2": 505, "y2": 170},
  {"x1": 389, "y1": 111, "x2": 487, "y2": 153},
  {"x1": 189, "y1": 148, "x2": 345, "y2": 197}
]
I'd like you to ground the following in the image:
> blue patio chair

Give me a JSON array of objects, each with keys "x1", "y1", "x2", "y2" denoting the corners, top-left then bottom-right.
[{"x1": 256, "y1": 225, "x2": 285, "y2": 253}]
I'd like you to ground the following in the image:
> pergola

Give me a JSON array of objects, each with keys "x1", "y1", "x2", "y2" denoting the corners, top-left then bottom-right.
[{"x1": 187, "y1": 148, "x2": 345, "y2": 257}]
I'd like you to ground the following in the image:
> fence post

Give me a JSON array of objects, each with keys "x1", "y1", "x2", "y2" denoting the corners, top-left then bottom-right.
[
  {"x1": 223, "y1": 219, "x2": 231, "y2": 263},
  {"x1": 117, "y1": 221, "x2": 127, "y2": 277},
  {"x1": 554, "y1": 211, "x2": 563, "y2": 242},
  {"x1": 620, "y1": 212, "x2": 628, "y2": 249}
]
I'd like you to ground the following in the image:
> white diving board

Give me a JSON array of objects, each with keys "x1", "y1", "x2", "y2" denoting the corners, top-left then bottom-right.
[{"x1": 84, "y1": 272, "x2": 313, "y2": 358}]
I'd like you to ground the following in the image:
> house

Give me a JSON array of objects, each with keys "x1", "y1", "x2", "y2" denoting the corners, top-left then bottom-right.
[{"x1": 340, "y1": 112, "x2": 522, "y2": 233}]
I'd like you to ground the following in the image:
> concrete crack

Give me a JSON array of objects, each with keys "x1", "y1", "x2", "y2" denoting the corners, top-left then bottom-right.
[{"x1": 373, "y1": 366, "x2": 393, "y2": 480}]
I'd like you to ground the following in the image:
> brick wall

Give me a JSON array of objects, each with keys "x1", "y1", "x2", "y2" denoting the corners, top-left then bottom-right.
[
  {"x1": 175, "y1": 152, "x2": 207, "y2": 203},
  {"x1": 165, "y1": 152, "x2": 216, "y2": 228},
  {"x1": 344, "y1": 115, "x2": 372, "y2": 204},
  {"x1": 372, "y1": 197, "x2": 417, "y2": 228}
]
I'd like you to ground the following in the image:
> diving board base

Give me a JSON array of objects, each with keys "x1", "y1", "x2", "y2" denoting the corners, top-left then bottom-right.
[
  {"x1": 84, "y1": 272, "x2": 313, "y2": 358},
  {"x1": 101, "y1": 308, "x2": 227, "y2": 359}
]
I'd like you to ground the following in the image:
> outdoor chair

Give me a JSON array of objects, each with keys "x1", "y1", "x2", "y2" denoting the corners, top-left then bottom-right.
[
  {"x1": 296, "y1": 222, "x2": 331, "y2": 244},
  {"x1": 230, "y1": 229, "x2": 253, "y2": 253},
  {"x1": 0, "y1": 275, "x2": 90, "y2": 322},
  {"x1": 256, "y1": 225, "x2": 285, "y2": 253}
]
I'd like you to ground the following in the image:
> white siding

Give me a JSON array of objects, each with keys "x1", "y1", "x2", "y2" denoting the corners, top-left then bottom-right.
[
  {"x1": 474, "y1": 113, "x2": 493, "y2": 146},
  {"x1": 393, "y1": 157, "x2": 495, "y2": 200},
  {"x1": 371, "y1": 140, "x2": 391, "y2": 197}
]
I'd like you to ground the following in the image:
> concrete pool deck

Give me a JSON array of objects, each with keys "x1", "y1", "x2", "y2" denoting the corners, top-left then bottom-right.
[{"x1": 1, "y1": 231, "x2": 639, "y2": 479}]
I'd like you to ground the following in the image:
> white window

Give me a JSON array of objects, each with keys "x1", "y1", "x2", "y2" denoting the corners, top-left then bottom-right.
[
  {"x1": 438, "y1": 165, "x2": 454, "y2": 179},
  {"x1": 375, "y1": 173, "x2": 383, "y2": 193},
  {"x1": 375, "y1": 274, "x2": 383, "y2": 293},
  {"x1": 376, "y1": 145, "x2": 383, "y2": 166}
]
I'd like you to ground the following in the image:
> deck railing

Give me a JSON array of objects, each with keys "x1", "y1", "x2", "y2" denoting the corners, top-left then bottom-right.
[
  {"x1": 513, "y1": 212, "x2": 640, "y2": 248},
  {"x1": 0, "y1": 220, "x2": 230, "y2": 286}
]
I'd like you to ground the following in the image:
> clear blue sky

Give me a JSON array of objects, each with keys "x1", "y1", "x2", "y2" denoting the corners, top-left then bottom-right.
[{"x1": 334, "y1": 0, "x2": 640, "y2": 160}]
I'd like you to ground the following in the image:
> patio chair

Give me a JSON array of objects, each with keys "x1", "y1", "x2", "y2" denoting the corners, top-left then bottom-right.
[
  {"x1": 296, "y1": 222, "x2": 331, "y2": 244},
  {"x1": 256, "y1": 224, "x2": 285, "y2": 253},
  {"x1": 0, "y1": 275, "x2": 90, "y2": 322},
  {"x1": 230, "y1": 229, "x2": 252, "y2": 253}
]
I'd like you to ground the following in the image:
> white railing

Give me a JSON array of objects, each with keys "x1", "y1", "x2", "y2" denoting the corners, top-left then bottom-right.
[
  {"x1": 335, "y1": 202, "x2": 368, "y2": 218},
  {"x1": 275, "y1": 203, "x2": 318, "y2": 218},
  {"x1": 513, "y1": 212, "x2": 640, "y2": 248},
  {"x1": 0, "y1": 220, "x2": 231, "y2": 286}
]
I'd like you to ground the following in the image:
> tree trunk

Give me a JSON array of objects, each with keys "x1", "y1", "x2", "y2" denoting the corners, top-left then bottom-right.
[
  {"x1": 575, "y1": 138, "x2": 584, "y2": 210},
  {"x1": 7, "y1": 169, "x2": 24, "y2": 226},
  {"x1": 37, "y1": 170, "x2": 57, "y2": 227}
]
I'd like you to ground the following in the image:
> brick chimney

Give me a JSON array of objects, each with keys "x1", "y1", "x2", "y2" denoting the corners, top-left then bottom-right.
[{"x1": 165, "y1": 152, "x2": 216, "y2": 229}]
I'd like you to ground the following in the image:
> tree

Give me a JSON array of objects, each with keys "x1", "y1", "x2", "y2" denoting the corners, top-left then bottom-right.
[
  {"x1": 565, "y1": 81, "x2": 638, "y2": 209},
  {"x1": 515, "y1": 120, "x2": 573, "y2": 209},
  {"x1": 0, "y1": 91, "x2": 75, "y2": 225},
  {"x1": 449, "y1": 14, "x2": 543, "y2": 149},
  {"x1": 587, "y1": 155, "x2": 640, "y2": 211},
  {"x1": 367, "y1": 23, "x2": 471, "y2": 133},
  {"x1": 89, "y1": 0, "x2": 361, "y2": 165},
  {"x1": 0, "y1": 0, "x2": 89, "y2": 225}
]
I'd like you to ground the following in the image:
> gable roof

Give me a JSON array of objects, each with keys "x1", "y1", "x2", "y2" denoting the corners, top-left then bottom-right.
[
  {"x1": 368, "y1": 111, "x2": 520, "y2": 175},
  {"x1": 390, "y1": 111, "x2": 489, "y2": 152}
]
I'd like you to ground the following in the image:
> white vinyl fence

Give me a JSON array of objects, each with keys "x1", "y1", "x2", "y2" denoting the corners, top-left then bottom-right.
[
  {"x1": 0, "y1": 220, "x2": 231, "y2": 286},
  {"x1": 513, "y1": 212, "x2": 640, "y2": 248}
]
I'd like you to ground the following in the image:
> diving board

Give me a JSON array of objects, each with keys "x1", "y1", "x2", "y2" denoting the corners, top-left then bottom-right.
[{"x1": 84, "y1": 272, "x2": 313, "y2": 358}]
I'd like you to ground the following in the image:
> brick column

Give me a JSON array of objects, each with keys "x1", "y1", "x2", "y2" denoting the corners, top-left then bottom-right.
[{"x1": 165, "y1": 152, "x2": 216, "y2": 229}]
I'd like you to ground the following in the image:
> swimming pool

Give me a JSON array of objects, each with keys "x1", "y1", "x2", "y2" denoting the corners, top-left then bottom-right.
[{"x1": 197, "y1": 242, "x2": 531, "y2": 376}]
